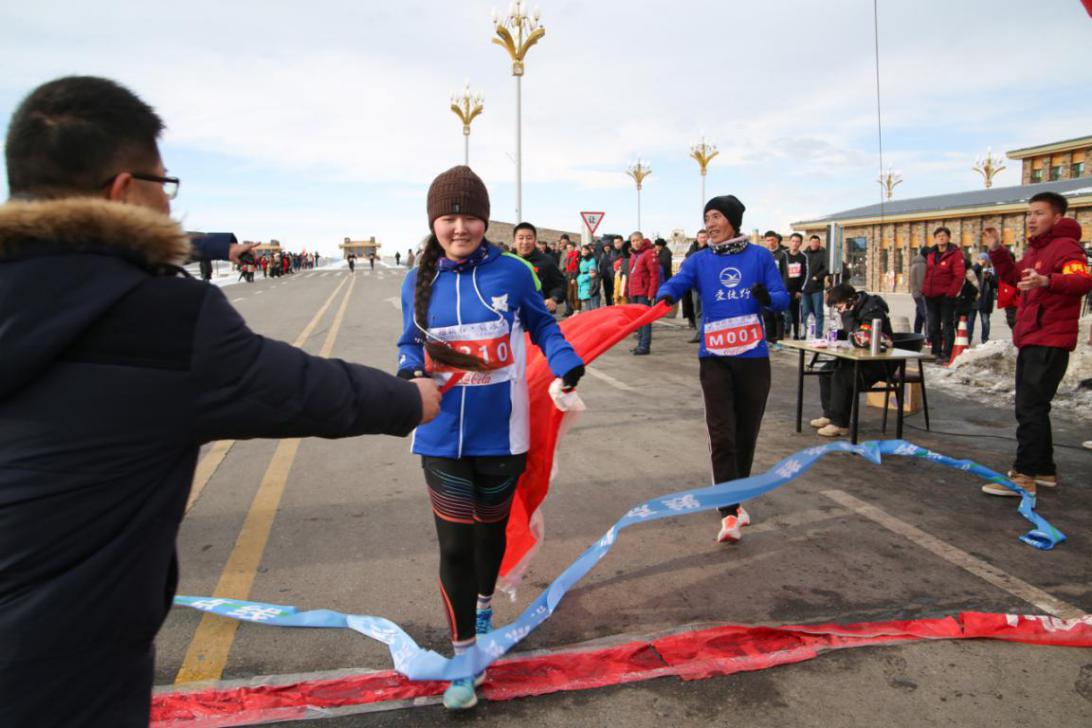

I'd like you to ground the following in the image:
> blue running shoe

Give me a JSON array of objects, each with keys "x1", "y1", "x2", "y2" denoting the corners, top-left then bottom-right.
[
  {"x1": 475, "y1": 608, "x2": 493, "y2": 635},
  {"x1": 443, "y1": 677, "x2": 478, "y2": 710}
]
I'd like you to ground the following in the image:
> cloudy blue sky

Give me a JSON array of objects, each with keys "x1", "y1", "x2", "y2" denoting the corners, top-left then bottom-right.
[{"x1": 1, "y1": 1, "x2": 1090, "y2": 255}]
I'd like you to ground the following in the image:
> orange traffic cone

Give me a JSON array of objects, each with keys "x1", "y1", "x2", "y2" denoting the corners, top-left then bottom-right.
[{"x1": 948, "y1": 315, "x2": 970, "y2": 365}]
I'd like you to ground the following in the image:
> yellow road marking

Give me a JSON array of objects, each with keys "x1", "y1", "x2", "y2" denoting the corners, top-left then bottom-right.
[
  {"x1": 184, "y1": 277, "x2": 349, "y2": 515},
  {"x1": 176, "y1": 276, "x2": 356, "y2": 683}
]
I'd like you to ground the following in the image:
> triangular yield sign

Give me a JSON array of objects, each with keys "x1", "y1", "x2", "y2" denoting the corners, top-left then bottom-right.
[{"x1": 580, "y1": 211, "x2": 605, "y2": 235}]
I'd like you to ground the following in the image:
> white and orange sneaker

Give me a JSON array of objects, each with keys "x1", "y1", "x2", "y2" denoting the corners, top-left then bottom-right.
[{"x1": 716, "y1": 506, "x2": 751, "y2": 543}]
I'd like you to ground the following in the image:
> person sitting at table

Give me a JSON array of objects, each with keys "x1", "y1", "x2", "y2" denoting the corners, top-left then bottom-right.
[{"x1": 811, "y1": 283, "x2": 895, "y2": 438}]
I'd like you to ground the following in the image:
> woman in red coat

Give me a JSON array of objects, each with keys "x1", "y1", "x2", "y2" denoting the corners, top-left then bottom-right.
[{"x1": 921, "y1": 227, "x2": 965, "y2": 360}]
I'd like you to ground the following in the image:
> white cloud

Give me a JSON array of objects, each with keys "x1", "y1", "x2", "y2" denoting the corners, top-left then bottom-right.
[{"x1": 1, "y1": 0, "x2": 1090, "y2": 252}]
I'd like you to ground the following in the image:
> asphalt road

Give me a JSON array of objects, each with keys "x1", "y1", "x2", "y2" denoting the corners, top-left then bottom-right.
[{"x1": 156, "y1": 264, "x2": 1092, "y2": 726}]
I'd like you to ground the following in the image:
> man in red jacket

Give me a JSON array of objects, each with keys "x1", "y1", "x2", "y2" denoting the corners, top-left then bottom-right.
[
  {"x1": 627, "y1": 232, "x2": 661, "y2": 355},
  {"x1": 983, "y1": 192, "x2": 1092, "y2": 496},
  {"x1": 921, "y1": 226, "x2": 965, "y2": 361}
]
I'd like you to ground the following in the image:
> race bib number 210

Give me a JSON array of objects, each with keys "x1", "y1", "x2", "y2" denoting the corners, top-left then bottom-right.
[{"x1": 424, "y1": 319, "x2": 516, "y2": 386}]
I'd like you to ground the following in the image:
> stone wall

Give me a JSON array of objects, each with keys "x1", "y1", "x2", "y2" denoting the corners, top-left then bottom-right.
[{"x1": 487, "y1": 220, "x2": 583, "y2": 246}]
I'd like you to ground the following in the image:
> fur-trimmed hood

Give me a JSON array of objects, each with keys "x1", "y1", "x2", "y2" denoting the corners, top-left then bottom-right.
[
  {"x1": 0, "y1": 198, "x2": 192, "y2": 400},
  {"x1": 0, "y1": 197, "x2": 191, "y2": 266}
]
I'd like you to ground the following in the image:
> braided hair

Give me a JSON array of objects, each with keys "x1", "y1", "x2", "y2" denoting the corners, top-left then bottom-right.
[{"x1": 413, "y1": 234, "x2": 492, "y2": 371}]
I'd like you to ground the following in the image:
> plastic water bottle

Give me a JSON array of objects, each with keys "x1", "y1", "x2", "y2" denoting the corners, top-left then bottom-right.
[
  {"x1": 806, "y1": 314, "x2": 816, "y2": 340},
  {"x1": 828, "y1": 323, "x2": 838, "y2": 346}
]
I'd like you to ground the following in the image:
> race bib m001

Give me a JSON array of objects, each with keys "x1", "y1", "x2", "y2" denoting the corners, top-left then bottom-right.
[{"x1": 704, "y1": 314, "x2": 764, "y2": 356}]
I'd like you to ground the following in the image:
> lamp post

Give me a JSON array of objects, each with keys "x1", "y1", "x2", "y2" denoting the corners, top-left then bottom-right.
[
  {"x1": 626, "y1": 159, "x2": 652, "y2": 231},
  {"x1": 973, "y1": 148, "x2": 1006, "y2": 189},
  {"x1": 689, "y1": 136, "x2": 719, "y2": 208},
  {"x1": 450, "y1": 82, "x2": 484, "y2": 165},
  {"x1": 877, "y1": 167, "x2": 902, "y2": 200},
  {"x1": 492, "y1": 1, "x2": 545, "y2": 223}
]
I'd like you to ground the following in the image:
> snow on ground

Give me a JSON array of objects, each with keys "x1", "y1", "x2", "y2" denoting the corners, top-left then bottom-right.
[{"x1": 929, "y1": 315, "x2": 1092, "y2": 420}]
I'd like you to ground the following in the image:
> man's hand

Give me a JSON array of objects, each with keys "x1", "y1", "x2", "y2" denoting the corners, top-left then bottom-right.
[
  {"x1": 750, "y1": 283, "x2": 771, "y2": 306},
  {"x1": 410, "y1": 378, "x2": 441, "y2": 424},
  {"x1": 545, "y1": 299, "x2": 558, "y2": 313},
  {"x1": 228, "y1": 242, "x2": 259, "y2": 265},
  {"x1": 655, "y1": 294, "x2": 675, "y2": 306},
  {"x1": 1018, "y1": 268, "x2": 1049, "y2": 291},
  {"x1": 794, "y1": 291, "x2": 802, "y2": 299}
]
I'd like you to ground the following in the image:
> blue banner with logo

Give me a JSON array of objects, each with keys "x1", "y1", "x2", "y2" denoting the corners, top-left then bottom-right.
[{"x1": 175, "y1": 439, "x2": 1063, "y2": 682}]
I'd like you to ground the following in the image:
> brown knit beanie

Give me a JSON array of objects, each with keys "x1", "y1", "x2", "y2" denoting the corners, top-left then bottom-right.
[{"x1": 427, "y1": 166, "x2": 490, "y2": 230}]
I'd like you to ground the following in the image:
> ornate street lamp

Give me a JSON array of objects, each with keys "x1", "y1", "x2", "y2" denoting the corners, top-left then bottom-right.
[
  {"x1": 690, "y1": 135, "x2": 719, "y2": 208},
  {"x1": 492, "y1": 1, "x2": 545, "y2": 222},
  {"x1": 626, "y1": 159, "x2": 652, "y2": 231},
  {"x1": 450, "y1": 82, "x2": 484, "y2": 165},
  {"x1": 973, "y1": 148, "x2": 1007, "y2": 189},
  {"x1": 878, "y1": 167, "x2": 903, "y2": 200}
]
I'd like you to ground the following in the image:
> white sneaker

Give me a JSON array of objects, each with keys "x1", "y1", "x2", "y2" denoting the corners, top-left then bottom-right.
[
  {"x1": 1083, "y1": 441, "x2": 1092, "y2": 451},
  {"x1": 809, "y1": 417, "x2": 831, "y2": 428},
  {"x1": 817, "y1": 423, "x2": 850, "y2": 438},
  {"x1": 716, "y1": 506, "x2": 751, "y2": 543}
]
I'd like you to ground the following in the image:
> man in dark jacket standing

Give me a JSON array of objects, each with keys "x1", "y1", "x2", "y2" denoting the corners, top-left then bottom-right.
[
  {"x1": 921, "y1": 227, "x2": 965, "y2": 361},
  {"x1": 983, "y1": 192, "x2": 1092, "y2": 496},
  {"x1": 780, "y1": 233, "x2": 808, "y2": 339},
  {"x1": 654, "y1": 238, "x2": 673, "y2": 283},
  {"x1": 801, "y1": 234, "x2": 829, "y2": 337},
  {"x1": 909, "y1": 247, "x2": 927, "y2": 335},
  {"x1": 598, "y1": 237, "x2": 618, "y2": 306},
  {"x1": 762, "y1": 231, "x2": 787, "y2": 344},
  {"x1": 967, "y1": 251, "x2": 995, "y2": 344},
  {"x1": 683, "y1": 229, "x2": 709, "y2": 341},
  {"x1": 0, "y1": 76, "x2": 441, "y2": 728},
  {"x1": 513, "y1": 222, "x2": 565, "y2": 313}
]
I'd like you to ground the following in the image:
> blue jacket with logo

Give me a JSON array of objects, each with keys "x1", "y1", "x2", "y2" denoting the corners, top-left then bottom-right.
[
  {"x1": 657, "y1": 243, "x2": 789, "y2": 359},
  {"x1": 398, "y1": 243, "x2": 584, "y2": 458}
]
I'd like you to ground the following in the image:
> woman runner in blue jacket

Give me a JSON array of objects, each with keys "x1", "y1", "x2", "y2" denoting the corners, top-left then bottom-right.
[
  {"x1": 397, "y1": 166, "x2": 584, "y2": 710},
  {"x1": 656, "y1": 195, "x2": 788, "y2": 543}
]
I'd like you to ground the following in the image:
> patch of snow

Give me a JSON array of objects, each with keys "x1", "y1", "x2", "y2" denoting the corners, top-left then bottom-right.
[{"x1": 929, "y1": 314, "x2": 1092, "y2": 422}]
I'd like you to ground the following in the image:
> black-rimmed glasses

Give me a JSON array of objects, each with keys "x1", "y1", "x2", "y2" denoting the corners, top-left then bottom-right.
[{"x1": 100, "y1": 172, "x2": 180, "y2": 200}]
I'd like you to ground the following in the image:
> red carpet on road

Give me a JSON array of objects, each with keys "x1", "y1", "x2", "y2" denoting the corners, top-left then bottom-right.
[{"x1": 152, "y1": 612, "x2": 1092, "y2": 727}]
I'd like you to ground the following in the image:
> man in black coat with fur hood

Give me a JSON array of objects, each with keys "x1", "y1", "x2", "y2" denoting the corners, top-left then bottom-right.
[{"x1": 0, "y1": 76, "x2": 441, "y2": 728}]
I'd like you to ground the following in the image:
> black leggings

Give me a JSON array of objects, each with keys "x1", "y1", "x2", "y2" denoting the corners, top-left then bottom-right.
[
  {"x1": 422, "y1": 454, "x2": 526, "y2": 642},
  {"x1": 699, "y1": 356, "x2": 771, "y2": 516}
]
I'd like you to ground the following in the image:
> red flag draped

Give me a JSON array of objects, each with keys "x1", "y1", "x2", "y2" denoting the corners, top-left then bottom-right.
[
  {"x1": 1083, "y1": 0, "x2": 1092, "y2": 17},
  {"x1": 499, "y1": 303, "x2": 670, "y2": 588}
]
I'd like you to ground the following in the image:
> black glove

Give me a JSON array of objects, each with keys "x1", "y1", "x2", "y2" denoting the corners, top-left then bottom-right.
[
  {"x1": 655, "y1": 294, "x2": 675, "y2": 306},
  {"x1": 561, "y1": 365, "x2": 585, "y2": 391},
  {"x1": 397, "y1": 368, "x2": 427, "y2": 380},
  {"x1": 751, "y1": 283, "x2": 771, "y2": 306}
]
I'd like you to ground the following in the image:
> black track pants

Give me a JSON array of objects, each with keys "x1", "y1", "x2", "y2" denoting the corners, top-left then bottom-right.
[
  {"x1": 699, "y1": 356, "x2": 771, "y2": 516},
  {"x1": 1014, "y1": 346, "x2": 1068, "y2": 477}
]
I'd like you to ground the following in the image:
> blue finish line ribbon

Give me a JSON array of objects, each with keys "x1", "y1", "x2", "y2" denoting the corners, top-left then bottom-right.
[{"x1": 175, "y1": 439, "x2": 1064, "y2": 682}]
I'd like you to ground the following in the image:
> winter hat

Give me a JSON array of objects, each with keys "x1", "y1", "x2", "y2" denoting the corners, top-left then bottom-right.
[
  {"x1": 703, "y1": 195, "x2": 745, "y2": 233},
  {"x1": 427, "y1": 165, "x2": 490, "y2": 230}
]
